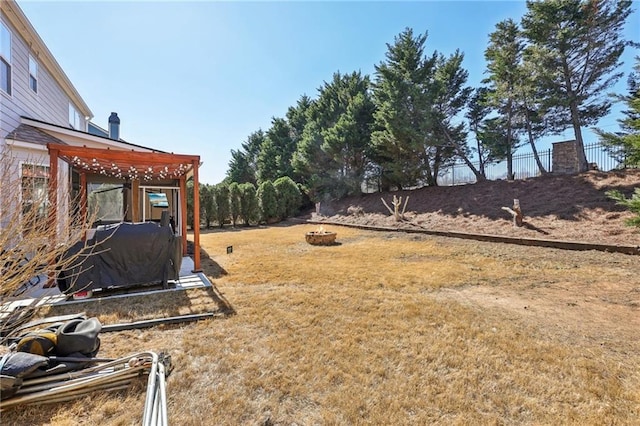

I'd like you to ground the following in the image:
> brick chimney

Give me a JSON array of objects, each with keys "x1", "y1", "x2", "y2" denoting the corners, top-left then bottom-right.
[{"x1": 108, "y1": 112, "x2": 120, "y2": 140}]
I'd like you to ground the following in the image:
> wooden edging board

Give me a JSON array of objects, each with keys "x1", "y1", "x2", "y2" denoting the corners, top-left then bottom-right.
[{"x1": 305, "y1": 220, "x2": 640, "y2": 255}]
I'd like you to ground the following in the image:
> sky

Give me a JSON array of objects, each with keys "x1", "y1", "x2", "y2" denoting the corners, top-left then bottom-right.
[{"x1": 17, "y1": 0, "x2": 640, "y2": 185}]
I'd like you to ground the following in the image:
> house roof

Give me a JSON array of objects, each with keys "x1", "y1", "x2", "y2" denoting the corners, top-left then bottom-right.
[
  {"x1": 6, "y1": 124, "x2": 66, "y2": 146},
  {"x1": 22, "y1": 116, "x2": 165, "y2": 153}
]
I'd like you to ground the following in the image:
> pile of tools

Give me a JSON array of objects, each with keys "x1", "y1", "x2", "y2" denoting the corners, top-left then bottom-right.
[{"x1": 0, "y1": 315, "x2": 172, "y2": 425}]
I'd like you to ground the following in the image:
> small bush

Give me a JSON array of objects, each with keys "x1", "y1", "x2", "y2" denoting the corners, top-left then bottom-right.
[{"x1": 607, "y1": 188, "x2": 640, "y2": 227}]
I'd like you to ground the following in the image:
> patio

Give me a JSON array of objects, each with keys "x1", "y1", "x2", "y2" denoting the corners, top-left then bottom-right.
[{"x1": 1, "y1": 256, "x2": 213, "y2": 315}]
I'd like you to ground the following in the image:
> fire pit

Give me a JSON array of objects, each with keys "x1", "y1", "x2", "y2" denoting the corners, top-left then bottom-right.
[{"x1": 305, "y1": 227, "x2": 337, "y2": 246}]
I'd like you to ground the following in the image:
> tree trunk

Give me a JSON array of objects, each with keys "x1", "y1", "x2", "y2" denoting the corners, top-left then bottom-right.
[
  {"x1": 506, "y1": 150, "x2": 514, "y2": 180},
  {"x1": 502, "y1": 199, "x2": 523, "y2": 227},
  {"x1": 440, "y1": 125, "x2": 486, "y2": 182},
  {"x1": 522, "y1": 97, "x2": 547, "y2": 175},
  {"x1": 561, "y1": 57, "x2": 588, "y2": 173},
  {"x1": 570, "y1": 99, "x2": 589, "y2": 172}
]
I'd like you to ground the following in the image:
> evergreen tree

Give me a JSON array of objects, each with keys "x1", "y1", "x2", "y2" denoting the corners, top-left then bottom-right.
[
  {"x1": 372, "y1": 28, "x2": 437, "y2": 189},
  {"x1": 465, "y1": 87, "x2": 509, "y2": 178},
  {"x1": 484, "y1": 19, "x2": 525, "y2": 180},
  {"x1": 228, "y1": 182, "x2": 241, "y2": 227},
  {"x1": 214, "y1": 182, "x2": 230, "y2": 228},
  {"x1": 293, "y1": 72, "x2": 375, "y2": 200},
  {"x1": 595, "y1": 56, "x2": 640, "y2": 166},
  {"x1": 428, "y1": 50, "x2": 473, "y2": 184},
  {"x1": 522, "y1": 0, "x2": 633, "y2": 172},
  {"x1": 257, "y1": 180, "x2": 278, "y2": 223},
  {"x1": 257, "y1": 118, "x2": 295, "y2": 183},
  {"x1": 201, "y1": 184, "x2": 216, "y2": 229},
  {"x1": 274, "y1": 176, "x2": 302, "y2": 219},
  {"x1": 226, "y1": 130, "x2": 264, "y2": 185},
  {"x1": 239, "y1": 182, "x2": 259, "y2": 226}
]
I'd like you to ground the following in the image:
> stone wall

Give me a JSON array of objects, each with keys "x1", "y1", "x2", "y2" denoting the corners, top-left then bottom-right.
[{"x1": 552, "y1": 140, "x2": 579, "y2": 174}]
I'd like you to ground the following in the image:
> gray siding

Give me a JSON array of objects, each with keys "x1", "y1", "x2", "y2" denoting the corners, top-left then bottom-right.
[{"x1": 1, "y1": 16, "x2": 86, "y2": 141}]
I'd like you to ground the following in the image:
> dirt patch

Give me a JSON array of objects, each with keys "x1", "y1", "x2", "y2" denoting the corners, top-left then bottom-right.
[{"x1": 310, "y1": 169, "x2": 640, "y2": 246}]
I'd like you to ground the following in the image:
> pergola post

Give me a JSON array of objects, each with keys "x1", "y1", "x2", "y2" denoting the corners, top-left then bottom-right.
[
  {"x1": 131, "y1": 179, "x2": 140, "y2": 223},
  {"x1": 46, "y1": 148, "x2": 59, "y2": 287},
  {"x1": 48, "y1": 148, "x2": 59, "y2": 243},
  {"x1": 191, "y1": 159, "x2": 201, "y2": 272},
  {"x1": 80, "y1": 171, "x2": 87, "y2": 239},
  {"x1": 179, "y1": 176, "x2": 188, "y2": 257}
]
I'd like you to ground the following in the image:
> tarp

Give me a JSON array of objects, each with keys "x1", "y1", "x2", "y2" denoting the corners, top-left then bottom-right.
[{"x1": 57, "y1": 222, "x2": 182, "y2": 293}]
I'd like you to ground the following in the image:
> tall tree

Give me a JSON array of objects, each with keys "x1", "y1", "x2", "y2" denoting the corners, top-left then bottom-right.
[
  {"x1": 257, "y1": 118, "x2": 295, "y2": 183},
  {"x1": 428, "y1": 50, "x2": 474, "y2": 184},
  {"x1": 465, "y1": 87, "x2": 509, "y2": 178},
  {"x1": 522, "y1": 0, "x2": 633, "y2": 172},
  {"x1": 595, "y1": 56, "x2": 640, "y2": 166},
  {"x1": 484, "y1": 19, "x2": 525, "y2": 180},
  {"x1": 214, "y1": 182, "x2": 230, "y2": 228},
  {"x1": 228, "y1": 182, "x2": 241, "y2": 227},
  {"x1": 239, "y1": 182, "x2": 259, "y2": 226},
  {"x1": 372, "y1": 28, "x2": 437, "y2": 189},
  {"x1": 226, "y1": 130, "x2": 264, "y2": 185},
  {"x1": 293, "y1": 71, "x2": 375, "y2": 200},
  {"x1": 286, "y1": 95, "x2": 314, "y2": 184}
]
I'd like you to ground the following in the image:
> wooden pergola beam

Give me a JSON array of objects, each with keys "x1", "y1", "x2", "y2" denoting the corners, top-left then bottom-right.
[{"x1": 47, "y1": 143, "x2": 200, "y2": 166}]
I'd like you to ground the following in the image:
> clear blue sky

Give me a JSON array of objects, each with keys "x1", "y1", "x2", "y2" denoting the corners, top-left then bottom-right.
[{"x1": 18, "y1": 1, "x2": 639, "y2": 184}]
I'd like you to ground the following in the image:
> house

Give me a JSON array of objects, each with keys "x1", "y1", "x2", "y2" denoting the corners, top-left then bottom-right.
[{"x1": 0, "y1": 0, "x2": 202, "y2": 271}]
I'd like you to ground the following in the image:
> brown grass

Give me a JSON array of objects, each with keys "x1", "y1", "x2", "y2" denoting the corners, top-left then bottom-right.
[{"x1": 3, "y1": 224, "x2": 639, "y2": 425}]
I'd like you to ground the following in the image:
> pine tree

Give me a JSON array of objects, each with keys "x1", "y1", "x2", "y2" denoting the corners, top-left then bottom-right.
[{"x1": 522, "y1": 0, "x2": 633, "y2": 172}]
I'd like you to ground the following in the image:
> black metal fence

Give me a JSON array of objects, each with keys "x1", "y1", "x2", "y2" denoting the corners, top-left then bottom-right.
[{"x1": 438, "y1": 141, "x2": 624, "y2": 186}]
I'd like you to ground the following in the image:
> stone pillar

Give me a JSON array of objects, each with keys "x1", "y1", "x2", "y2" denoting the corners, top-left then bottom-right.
[{"x1": 552, "y1": 140, "x2": 579, "y2": 174}]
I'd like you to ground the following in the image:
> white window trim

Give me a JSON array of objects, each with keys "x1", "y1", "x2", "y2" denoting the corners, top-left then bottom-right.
[
  {"x1": 69, "y1": 103, "x2": 83, "y2": 130},
  {"x1": 29, "y1": 54, "x2": 38, "y2": 94},
  {"x1": 19, "y1": 160, "x2": 51, "y2": 223},
  {"x1": 0, "y1": 19, "x2": 12, "y2": 97}
]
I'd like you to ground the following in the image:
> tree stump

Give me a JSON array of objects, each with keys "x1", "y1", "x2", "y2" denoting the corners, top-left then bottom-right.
[{"x1": 501, "y1": 199, "x2": 523, "y2": 227}]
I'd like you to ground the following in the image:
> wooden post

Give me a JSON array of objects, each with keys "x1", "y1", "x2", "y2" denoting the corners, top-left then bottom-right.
[
  {"x1": 131, "y1": 179, "x2": 140, "y2": 223},
  {"x1": 80, "y1": 171, "x2": 88, "y2": 240},
  {"x1": 179, "y1": 176, "x2": 188, "y2": 257},
  {"x1": 45, "y1": 148, "x2": 59, "y2": 287},
  {"x1": 191, "y1": 159, "x2": 201, "y2": 272}
]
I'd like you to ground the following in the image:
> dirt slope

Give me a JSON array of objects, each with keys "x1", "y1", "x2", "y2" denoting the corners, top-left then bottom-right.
[{"x1": 310, "y1": 169, "x2": 640, "y2": 246}]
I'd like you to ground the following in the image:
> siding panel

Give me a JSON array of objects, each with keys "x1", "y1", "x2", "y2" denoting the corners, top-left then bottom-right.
[{"x1": 1, "y1": 16, "x2": 84, "y2": 142}]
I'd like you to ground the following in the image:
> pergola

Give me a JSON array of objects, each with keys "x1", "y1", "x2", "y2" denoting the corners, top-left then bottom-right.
[{"x1": 47, "y1": 143, "x2": 202, "y2": 272}]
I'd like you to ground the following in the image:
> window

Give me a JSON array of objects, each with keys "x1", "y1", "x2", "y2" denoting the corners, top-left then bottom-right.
[
  {"x1": 0, "y1": 21, "x2": 11, "y2": 95},
  {"x1": 29, "y1": 54, "x2": 37, "y2": 93},
  {"x1": 69, "y1": 103, "x2": 82, "y2": 129},
  {"x1": 87, "y1": 183, "x2": 124, "y2": 224},
  {"x1": 21, "y1": 164, "x2": 50, "y2": 230}
]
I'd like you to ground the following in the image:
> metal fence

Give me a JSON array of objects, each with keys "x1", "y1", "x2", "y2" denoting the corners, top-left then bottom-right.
[{"x1": 438, "y1": 141, "x2": 625, "y2": 186}]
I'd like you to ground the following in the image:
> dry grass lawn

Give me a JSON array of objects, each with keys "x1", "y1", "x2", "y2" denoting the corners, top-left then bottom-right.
[{"x1": 2, "y1": 224, "x2": 639, "y2": 425}]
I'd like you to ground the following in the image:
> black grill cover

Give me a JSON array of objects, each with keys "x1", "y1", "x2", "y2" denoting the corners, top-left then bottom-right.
[{"x1": 57, "y1": 222, "x2": 182, "y2": 293}]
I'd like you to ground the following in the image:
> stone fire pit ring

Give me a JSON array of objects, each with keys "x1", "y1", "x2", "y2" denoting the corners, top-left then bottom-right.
[{"x1": 305, "y1": 231, "x2": 337, "y2": 246}]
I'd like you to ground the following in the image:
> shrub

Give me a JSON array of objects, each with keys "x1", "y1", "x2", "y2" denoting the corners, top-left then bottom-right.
[
  {"x1": 257, "y1": 180, "x2": 278, "y2": 223},
  {"x1": 274, "y1": 176, "x2": 302, "y2": 219},
  {"x1": 229, "y1": 182, "x2": 241, "y2": 227},
  {"x1": 214, "y1": 183, "x2": 230, "y2": 228},
  {"x1": 201, "y1": 184, "x2": 216, "y2": 229},
  {"x1": 607, "y1": 188, "x2": 640, "y2": 227},
  {"x1": 239, "y1": 182, "x2": 259, "y2": 226}
]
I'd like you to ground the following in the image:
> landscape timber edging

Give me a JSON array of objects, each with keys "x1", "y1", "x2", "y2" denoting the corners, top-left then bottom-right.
[{"x1": 305, "y1": 220, "x2": 640, "y2": 256}]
